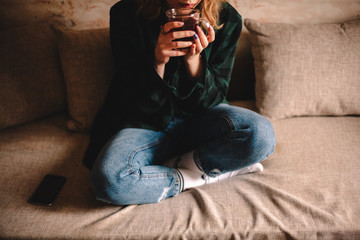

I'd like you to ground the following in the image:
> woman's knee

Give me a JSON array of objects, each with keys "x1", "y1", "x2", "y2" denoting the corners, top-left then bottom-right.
[
  {"x1": 254, "y1": 114, "x2": 275, "y2": 150},
  {"x1": 228, "y1": 107, "x2": 276, "y2": 163},
  {"x1": 242, "y1": 112, "x2": 276, "y2": 163},
  {"x1": 91, "y1": 165, "x2": 139, "y2": 205},
  {"x1": 90, "y1": 151, "x2": 139, "y2": 205}
]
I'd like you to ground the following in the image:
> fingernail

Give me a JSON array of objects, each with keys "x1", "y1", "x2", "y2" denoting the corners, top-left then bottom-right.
[
  {"x1": 206, "y1": 22, "x2": 210, "y2": 29},
  {"x1": 194, "y1": 33, "x2": 198, "y2": 39}
]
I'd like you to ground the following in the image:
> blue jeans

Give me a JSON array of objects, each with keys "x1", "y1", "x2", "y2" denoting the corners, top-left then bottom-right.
[{"x1": 91, "y1": 104, "x2": 276, "y2": 205}]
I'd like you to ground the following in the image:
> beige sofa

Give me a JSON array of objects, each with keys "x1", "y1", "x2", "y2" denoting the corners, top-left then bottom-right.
[{"x1": 1, "y1": 11, "x2": 360, "y2": 239}]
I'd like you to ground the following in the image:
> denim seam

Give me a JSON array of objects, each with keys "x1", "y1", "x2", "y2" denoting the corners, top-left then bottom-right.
[
  {"x1": 174, "y1": 169, "x2": 184, "y2": 193},
  {"x1": 140, "y1": 173, "x2": 172, "y2": 179},
  {"x1": 127, "y1": 138, "x2": 162, "y2": 176},
  {"x1": 219, "y1": 115, "x2": 235, "y2": 132}
]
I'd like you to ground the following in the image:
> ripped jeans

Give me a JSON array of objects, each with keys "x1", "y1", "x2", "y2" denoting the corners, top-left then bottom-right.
[{"x1": 91, "y1": 104, "x2": 276, "y2": 205}]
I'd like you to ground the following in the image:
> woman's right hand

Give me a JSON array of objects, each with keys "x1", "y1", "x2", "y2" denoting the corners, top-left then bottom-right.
[{"x1": 154, "y1": 21, "x2": 196, "y2": 66}]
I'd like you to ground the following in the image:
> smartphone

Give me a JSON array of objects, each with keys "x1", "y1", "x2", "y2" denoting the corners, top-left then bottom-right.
[{"x1": 28, "y1": 174, "x2": 66, "y2": 206}]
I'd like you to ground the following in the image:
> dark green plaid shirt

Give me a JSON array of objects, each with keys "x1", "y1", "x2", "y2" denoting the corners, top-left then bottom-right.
[{"x1": 83, "y1": 0, "x2": 242, "y2": 168}]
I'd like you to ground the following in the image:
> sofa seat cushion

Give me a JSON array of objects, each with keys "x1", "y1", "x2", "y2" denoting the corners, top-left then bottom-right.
[{"x1": 1, "y1": 103, "x2": 360, "y2": 239}]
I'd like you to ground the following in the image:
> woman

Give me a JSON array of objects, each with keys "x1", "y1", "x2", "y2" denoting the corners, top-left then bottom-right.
[{"x1": 83, "y1": 0, "x2": 276, "y2": 205}]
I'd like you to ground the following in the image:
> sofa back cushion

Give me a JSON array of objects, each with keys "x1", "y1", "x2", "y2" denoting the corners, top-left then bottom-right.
[
  {"x1": 245, "y1": 18, "x2": 360, "y2": 119},
  {"x1": 0, "y1": 23, "x2": 67, "y2": 130},
  {"x1": 54, "y1": 26, "x2": 114, "y2": 132}
]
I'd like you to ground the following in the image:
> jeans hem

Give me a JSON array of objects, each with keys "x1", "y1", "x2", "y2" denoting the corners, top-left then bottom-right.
[{"x1": 174, "y1": 169, "x2": 184, "y2": 193}]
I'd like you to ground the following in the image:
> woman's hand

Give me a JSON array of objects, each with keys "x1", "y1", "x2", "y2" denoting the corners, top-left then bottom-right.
[
  {"x1": 184, "y1": 24, "x2": 215, "y2": 79},
  {"x1": 155, "y1": 21, "x2": 195, "y2": 78},
  {"x1": 186, "y1": 24, "x2": 215, "y2": 59},
  {"x1": 154, "y1": 21, "x2": 215, "y2": 79}
]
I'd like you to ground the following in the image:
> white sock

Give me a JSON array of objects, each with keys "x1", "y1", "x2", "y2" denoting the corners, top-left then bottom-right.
[
  {"x1": 176, "y1": 151, "x2": 264, "y2": 191},
  {"x1": 176, "y1": 151, "x2": 205, "y2": 190},
  {"x1": 236, "y1": 162, "x2": 264, "y2": 175},
  {"x1": 204, "y1": 163, "x2": 264, "y2": 184}
]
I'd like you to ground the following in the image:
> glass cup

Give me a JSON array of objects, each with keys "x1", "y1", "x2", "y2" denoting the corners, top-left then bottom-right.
[
  {"x1": 165, "y1": 8, "x2": 209, "y2": 50},
  {"x1": 166, "y1": 8, "x2": 200, "y2": 32}
]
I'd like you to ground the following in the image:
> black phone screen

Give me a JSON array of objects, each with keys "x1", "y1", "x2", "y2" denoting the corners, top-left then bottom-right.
[{"x1": 28, "y1": 174, "x2": 66, "y2": 206}]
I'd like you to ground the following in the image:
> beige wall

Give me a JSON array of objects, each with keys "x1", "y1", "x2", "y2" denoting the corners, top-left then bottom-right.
[
  {"x1": 231, "y1": 0, "x2": 360, "y2": 24},
  {"x1": 0, "y1": 0, "x2": 118, "y2": 30},
  {"x1": 1, "y1": 0, "x2": 359, "y2": 30}
]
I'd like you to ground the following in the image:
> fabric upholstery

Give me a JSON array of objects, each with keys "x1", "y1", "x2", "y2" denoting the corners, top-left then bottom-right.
[
  {"x1": 0, "y1": 23, "x2": 67, "y2": 130},
  {"x1": 245, "y1": 18, "x2": 360, "y2": 120},
  {"x1": 54, "y1": 26, "x2": 114, "y2": 132},
  {"x1": 1, "y1": 103, "x2": 360, "y2": 239},
  {"x1": 1, "y1": 13, "x2": 360, "y2": 239}
]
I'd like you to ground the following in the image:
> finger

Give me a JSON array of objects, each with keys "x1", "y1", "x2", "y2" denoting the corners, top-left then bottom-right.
[
  {"x1": 193, "y1": 33, "x2": 203, "y2": 54},
  {"x1": 163, "y1": 21, "x2": 184, "y2": 33},
  {"x1": 166, "y1": 49, "x2": 188, "y2": 57},
  {"x1": 156, "y1": 46, "x2": 188, "y2": 61},
  {"x1": 207, "y1": 25, "x2": 216, "y2": 43},
  {"x1": 168, "y1": 30, "x2": 196, "y2": 41},
  {"x1": 187, "y1": 43, "x2": 196, "y2": 56},
  {"x1": 196, "y1": 26, "x2": 209, "y2": 49},
  {"x1": 171, "y1": 40, "x2": 193, "y2": 49}
]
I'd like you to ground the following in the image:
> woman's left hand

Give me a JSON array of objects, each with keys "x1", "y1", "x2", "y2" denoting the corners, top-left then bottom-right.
[
  {"x1": 184, "y1": 24, "x2": 215, "y2": 78},
  {"x1": 186, "y1": 24, "x2": 215, "y2": 59}
]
